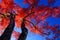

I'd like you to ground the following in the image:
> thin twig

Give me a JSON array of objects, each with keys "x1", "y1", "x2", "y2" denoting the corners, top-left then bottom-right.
[{"x1": 25, "y1": 19, "x2": 36, "y2": 29}]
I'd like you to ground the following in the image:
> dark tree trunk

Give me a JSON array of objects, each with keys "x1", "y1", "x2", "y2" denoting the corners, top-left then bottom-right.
[
  {"x1": 0, "y1": 13, "x2": 15, "y2": 40},
  {"x1": 18, "y1": 19, "x2": 28, "y2": 40}
]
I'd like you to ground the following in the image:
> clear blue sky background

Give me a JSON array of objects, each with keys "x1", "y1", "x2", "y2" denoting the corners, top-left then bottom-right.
[{"x1": 11, "y1": 0, "x2": 60, "y2": 40}]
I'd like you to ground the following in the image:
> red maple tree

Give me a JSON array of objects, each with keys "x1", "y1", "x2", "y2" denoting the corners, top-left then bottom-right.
[{"x1": 0, "y1": 0, "x2": 60, "y2": 40}]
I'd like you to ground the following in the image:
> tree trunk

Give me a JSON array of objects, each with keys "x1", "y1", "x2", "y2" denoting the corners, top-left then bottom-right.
[
  {"x1": 0, "y1": 13, "x2": 15, "y2": 40},
  {"x1": 18, "y1": 19, "x2": 28, "y2": 40}
]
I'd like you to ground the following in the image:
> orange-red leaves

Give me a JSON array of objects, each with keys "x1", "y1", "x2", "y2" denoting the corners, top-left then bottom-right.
[
  {"x1": 15, "y1": 15, "x2": 22, "y2": 28},
  {"x1": 2, "y1": 0, "x2": 14, "y2": 8},
  {"x1": 24, "y1": 0, "x2": 39, "y2": 5},
  {"x1": 0, "y1": 17, "x2": 9, "y2": 35}
]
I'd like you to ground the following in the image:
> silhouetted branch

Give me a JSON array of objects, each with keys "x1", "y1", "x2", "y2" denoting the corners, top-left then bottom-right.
[
  {"x1": 25, "y1": 19, "x2": 36, "y2": 29},
  {"x1": 24, "y1": 12, "x2": 34, "y2": 19}
]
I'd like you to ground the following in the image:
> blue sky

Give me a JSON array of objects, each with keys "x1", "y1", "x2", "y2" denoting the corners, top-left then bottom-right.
[{"x1": 11, "y1": 0, "x2": 60, "y2": 40}]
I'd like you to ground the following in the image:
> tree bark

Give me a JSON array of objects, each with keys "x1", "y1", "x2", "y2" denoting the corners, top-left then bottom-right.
[
  {"x1": 0, "y1": 13, "x2": 15, "y2": 40},
  {"x1": 18, "y1": 19, "x2": 28, "y2": 40}
]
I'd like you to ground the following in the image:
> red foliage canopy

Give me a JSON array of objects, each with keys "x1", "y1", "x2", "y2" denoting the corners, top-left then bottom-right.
[{"x1": 0, "y1": 0, "x2": 60, "y2": 40}]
